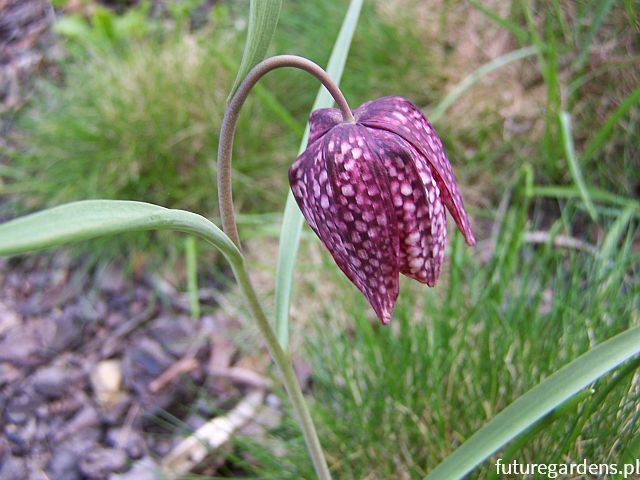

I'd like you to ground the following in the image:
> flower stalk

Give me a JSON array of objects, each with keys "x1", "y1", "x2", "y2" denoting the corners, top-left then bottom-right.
[
  {"x1": 218, "y1": 55, "x2": 354, "y2": 249},
  {"x1": 217, "y1": 55, "x2": 350, "y2": 480},
  {"x1": 229, "y1": 260, "x2": 331, "y2": 480}
]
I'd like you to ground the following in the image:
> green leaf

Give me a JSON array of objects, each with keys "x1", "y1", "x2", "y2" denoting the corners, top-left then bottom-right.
[
  {"x1": 531, "y1": 184, "x2": 640, "y2": 213},
  {"x1": 581, "y1": 84, "x2": 640, "y2": 166},
  {"x1": 429, "y1": 46, "x2": 537, "y2": 123},
  {"x1": 468, "y1": 0, "x2": 528, "y2": 45},
  {"x1": 0, "y1": 200, "x2": 240, "y2": 264},
  {"x1": 92, "y1": 7, "x2": 117, "y2": 42},
  {"x1": 572, "y1": 0, "x2": 615, "y2": 72},
  {"x1": 228, "y1": 0, "x2": 283, "y2": 99},
  {"x1": 274, "y1": 0, "x2": 364, "y2": 350},
  {"x1": 559, "y1": 110, "x2": 598, "y2": 222},
  {"x1": 425, "y1": 326, "x2": 640, "y2": 480},
  {"x1": 599, "y1": 203, "x2": 636, "y2": 264},
  {"x1": 494, "y1": 388, "x2": 594, "y2": 469},
  {"x1": 554, "y1": 356, "x2": 640, "y2": 466}
]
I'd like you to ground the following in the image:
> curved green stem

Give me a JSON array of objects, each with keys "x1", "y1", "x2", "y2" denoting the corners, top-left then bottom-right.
[
  {"x1": 217, "y1": 55, "x2": 348, "y2": 479},
  {"x1": 217, "y1": 54, "x2": 354, "y2": 248},
  {"x1": 230, "y1": 260, "x2": 331, "y2": 480}
]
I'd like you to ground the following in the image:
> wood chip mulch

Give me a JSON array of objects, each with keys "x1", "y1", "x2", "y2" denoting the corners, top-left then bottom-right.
[{"x1": 0, "y1": 254, "x2": 275, "y2": 479}]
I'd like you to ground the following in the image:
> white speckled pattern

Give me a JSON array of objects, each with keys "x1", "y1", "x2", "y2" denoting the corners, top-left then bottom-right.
[
  {"x1": 289, "y1": 96, "x2": 475, "y2": 324},
  {"x1": 357, "y1": 96, "x2": 475, "y2": 246}
]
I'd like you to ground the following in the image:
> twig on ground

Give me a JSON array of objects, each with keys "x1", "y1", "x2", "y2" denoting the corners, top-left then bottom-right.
[
  {"x1": 100, "y1": 297, "x2": 157, "y2": 357},
  {"x1": 160, "y1": 390, "x2": 265, "y2": 479},
  {"x1": 148, "y1": 357, "x2": 199, "y2": 393},
  {"x1": 479, "y1": 229, "x2": 598, "y2": 262},
  {"x1": 523, "y1": 230, "x2": 598, "y2": 255},
  {"x1": 210, "y1": 366, "x2": 273, "y2": 390}
]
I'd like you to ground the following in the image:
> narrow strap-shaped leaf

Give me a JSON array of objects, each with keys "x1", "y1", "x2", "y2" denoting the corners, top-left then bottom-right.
[
  {"x1": 559, "y1": 110, "x2": 598, "y2": 222},
  {"x1": 494, "y1": 388, "x2": 594, "y2": 470},
  {"x1": 468, "y1": 0, "x2": 528, "y2": 44},
  {"x1": 0, "y1": 200, "x2": 241, "y2": 264},
  {"x1": 425, "y1": 325, "x2": 640, "y2": 480},
  {"x1": 274, "y1": 0, "x2": 364, "y2": 349},
  {"x1": 581, "y1": 84, "x2": 640, "y2": 166},
  {"x1": 429, "y1": 46, "x2": 537, "y2": 123},
  {"x1": 572, "y1": 0, "x2": 615, "y2": 72},
  {"x1": 228, "y1": 0, "x2": 283, "y2": 99},
  {"x1": 599, "y1": 203, "x2": 636, "y2": 265},
  {"x1": 531, "y1": 185, "x2": 640, "y2": 213}
]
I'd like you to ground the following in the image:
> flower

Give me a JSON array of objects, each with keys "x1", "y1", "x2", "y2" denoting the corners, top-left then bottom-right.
[{"x1": 289, "y1": 96, "x2": 475, "y2": 324}]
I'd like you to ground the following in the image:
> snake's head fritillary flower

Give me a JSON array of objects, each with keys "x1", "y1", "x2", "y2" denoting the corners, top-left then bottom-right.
[{"x1": 289, "y1": 96, "x2": 475, "y2": 324}]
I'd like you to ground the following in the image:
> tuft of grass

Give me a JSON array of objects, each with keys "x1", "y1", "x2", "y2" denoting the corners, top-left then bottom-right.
[
  {"x1": 404, "y1": 0, "x2": 640, "y2": 202},
  {"x1": 10, "y1": 30, "x2": 288, "y2": 215},
  {"x1": 4, "y1": 19, "x2": 297, "y2": 263},
  {"x1": 236, "y1": 194, "x2": 639, "y2": 478}
]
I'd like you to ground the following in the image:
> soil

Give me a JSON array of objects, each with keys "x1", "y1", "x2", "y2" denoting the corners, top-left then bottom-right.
[
  {"x1": 0, "y1": 0, "x2": 56, "y2": 113},
  {"x1": 0, "y1": 253, "x2": 277, "y2": 479}
]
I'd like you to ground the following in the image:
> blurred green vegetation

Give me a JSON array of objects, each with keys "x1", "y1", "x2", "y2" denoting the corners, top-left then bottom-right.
[{"x1": 1, "y1": 0, "x2": 638, "y2": 477}]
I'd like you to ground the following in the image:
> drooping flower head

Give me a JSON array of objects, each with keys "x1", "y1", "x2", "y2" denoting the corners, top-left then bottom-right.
[{"x1": 289, "y1": 96, "x2": 475, "y2": 324}]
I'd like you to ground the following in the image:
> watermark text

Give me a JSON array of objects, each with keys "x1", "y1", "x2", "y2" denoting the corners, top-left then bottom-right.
[{"x1": 496, "y1": 458, "x2": 640, "y2": 479}]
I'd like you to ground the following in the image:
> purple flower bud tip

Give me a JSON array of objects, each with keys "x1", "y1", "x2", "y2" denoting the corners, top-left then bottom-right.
[{"x1": 289, "y1": 96, "x2": 475, "y2": 324}]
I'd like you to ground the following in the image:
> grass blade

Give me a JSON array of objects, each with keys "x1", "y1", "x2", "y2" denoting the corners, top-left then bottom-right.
[
  {"x1": 0, "y1": 200, "x2": 241, "y2": 263},
  {"x1": 520, "y1": 0, "x2": 562, "y2": 171},
  {"x1": 426, "y1": 326, "x2": 640, "y2": 480},
  {"x1": 617, "y1": 432, "x2": 640, "y2": 479},
  {"x1": 531, "y1": 184, "x2": 640, "y2": 213},
  {"x1": 468, "y1": 0, "x2": 528, "y2": 44},
  {"x1": 553, "y1": 356, "x2": 640, "y2": 466},
  {"x1": 559, "y1": 111, "x2": 598, "y2": 222},
  {"x1": 581, "y1": 85, "x2": 640, "y2": 165},
  {"x1": 429, "y1": 46, "x2": 536, "y2": 122},
  {"x1": 492, "y1": 388, "x2": 594, "y2": 472},
  {"x1": 572, "y1": 0, "x2": 615, "y2": 72},
  {"x1": 599, "y1": 203, "x2": 636, "y2": 264},
  {"x1": 185, "y1": 236, "x2": 201, "y2": 319},
  {"x1": 274, "y1": 0, "x2": 364, "y2": 350},
  {"x1": 228, "y1": 0, "x2": 283, "y2": 98}
]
